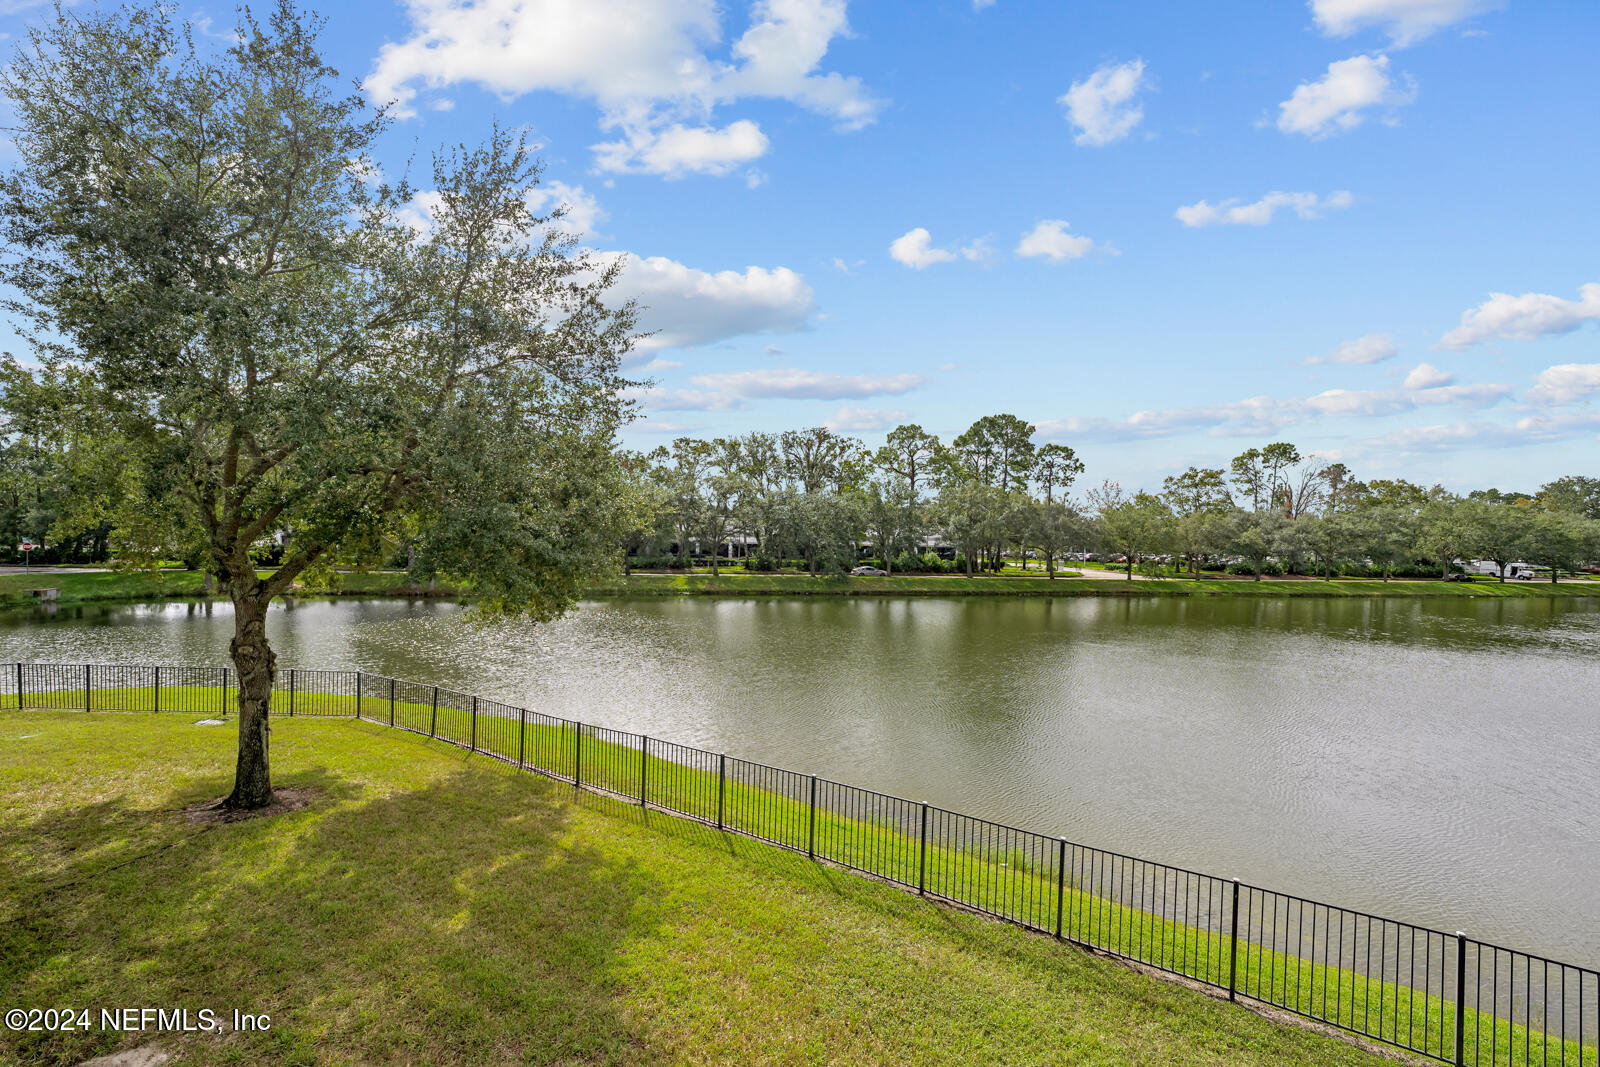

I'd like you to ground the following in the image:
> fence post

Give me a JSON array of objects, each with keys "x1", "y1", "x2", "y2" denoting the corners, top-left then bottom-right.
[
  {"x1": 716, "y1": 753, "x2": 726, "y2": 830},
  {"x1": 639, "y1": 737, "x2": 648, "y2": 807},
  {"x1": 355, "y1": 673, "x2": 362, "y2": 720},
  {"x1": 1055, "y1": 838, "x2": 1067, "y2": 940},
  {"x1": 918, "y1": 802, "x2": 929, "y2": 896},
  {"x1": 429, "y1": 686, "x2": 438, "y2": 738},
  {"x1": 807, "y1": 775, "x2": 817, "y2": 859},
  {"x1": 1228, "y1": 879, "x2": 1241, "y2": 1002},
  {"x1": 517, "y1": 706, "x2": 526, "y2": 769},
  {"x1": 15, "y1": 662, "x2": 22, "y2": 710},
  {"x1": 574, "y1": 723, "x2": 582, "y2": 786},
  {"x1": 389, "y1": 678, "x2": 396, "y2": 728},
  {"x1": 288, "y1": 668, "x2": 296, "y2": 717},
  {"x1": 470, "y1": 696, "x2": 477, "y2": 752},
  {"x1": 84, "y1": 663, "x2": 91, "y2": 712},
  {"x1": 153, "y1": 666, "x2": 160, "y2": 713},
  {"x1": 1454, "y1": 932, "x2": 1467, "y2": 1067}
]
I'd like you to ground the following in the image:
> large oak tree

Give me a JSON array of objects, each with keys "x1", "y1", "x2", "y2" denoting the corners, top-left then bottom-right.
[{"x1": 0, "y1": 3, "x2": 641, "y2": 808}]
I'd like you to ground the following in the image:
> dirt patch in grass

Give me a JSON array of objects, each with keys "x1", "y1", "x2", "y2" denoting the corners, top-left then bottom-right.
[{"x1": 184, "y1": 785, "x2": 320, "y2": 824}]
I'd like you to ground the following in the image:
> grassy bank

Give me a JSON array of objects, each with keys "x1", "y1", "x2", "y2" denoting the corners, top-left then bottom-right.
[
  {"x1": 5, "y1": 695, "x2": 1588, "y2": 1065},
  {"x1": 2, "y1": 567, "x2": 1592, "y2": 613},
  {"x1": 0, "y1": 711, "x2": 1415, "y2": 1067},
  {"x1": 595, "y1": 571, "x2": 1599, "y2": 599},
  {"x1": 0, "y1": 568, "x2": 457, "y2": 613}
]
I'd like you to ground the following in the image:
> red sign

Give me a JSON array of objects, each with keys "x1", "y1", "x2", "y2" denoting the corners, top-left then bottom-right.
[{"x1": 18, "y1": 542, "x2": 34, "y2": 552}]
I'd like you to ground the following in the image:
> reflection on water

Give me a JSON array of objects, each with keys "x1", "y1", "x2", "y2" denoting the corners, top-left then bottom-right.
[{"x1": 3, "y1": 594, "x2": 1598, "y2": 965}]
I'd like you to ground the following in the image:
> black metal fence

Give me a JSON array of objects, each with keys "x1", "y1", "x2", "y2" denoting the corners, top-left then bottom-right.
[{"x1": 5, "y1": 661, "x2": 1596, "y2": 1067}]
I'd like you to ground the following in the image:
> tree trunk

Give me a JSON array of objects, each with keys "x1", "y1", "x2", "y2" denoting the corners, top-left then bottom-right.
[
  {"x1": 224, "y1": 593, "x2": 276, "y2": 810},
  {"x1": 1551, "y1": 567, "x2": 1559, "y2": 584},
  {"x1": 1382, "y1": 564, "x2": 1390, "y2": 582},
  {"x1": 1126, "y1": 553, "x2": 1133, "y2": 581},
  {"x1": 709, "y1": 542, "x2": 719, "y2": 576}
]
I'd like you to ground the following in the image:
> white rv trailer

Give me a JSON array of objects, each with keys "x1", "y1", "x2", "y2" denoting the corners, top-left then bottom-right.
[{"x1": 1463, "y1": 559, "x2": 1539, "y2": 579}]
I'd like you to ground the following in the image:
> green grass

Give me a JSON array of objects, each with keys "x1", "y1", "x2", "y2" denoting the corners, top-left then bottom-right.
[
  {"x1": 2, "y1": 710, "x2": 1420, "y2": 1067},
  {"x1": 595, "y1": 572, "x2": 1599, "y2": 598},
  {"x1": 4, "y1": 696, "x2": 1592, "y2": 1065},
  {"x1": 0, "y1": 568, "x2": 458, "y2": 613},
  {"x1": 2, "y1": 567, "x2": 1591, "y2": 614}
]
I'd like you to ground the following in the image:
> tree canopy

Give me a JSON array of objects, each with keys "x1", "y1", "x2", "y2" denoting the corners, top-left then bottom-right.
[{"x1": 0, "y1": 2, "x2": 640, "y2": 806}]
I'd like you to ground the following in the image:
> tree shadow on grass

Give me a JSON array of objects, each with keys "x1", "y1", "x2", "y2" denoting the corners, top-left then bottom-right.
[{"x1": 2, "y1": 762, "x2": 666, "y2": 1067}]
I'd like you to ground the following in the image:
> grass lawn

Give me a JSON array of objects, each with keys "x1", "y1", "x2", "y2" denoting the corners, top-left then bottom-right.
[
  {"x1": 0, "y1": 712, "x2": 1417, "y2": 1067},
  {"x1": 1, "y1": 567, "x2": 1591, "y2": 613},
  {"x1": 0, "y1": 569, "x2": 456, "y2": 613}
]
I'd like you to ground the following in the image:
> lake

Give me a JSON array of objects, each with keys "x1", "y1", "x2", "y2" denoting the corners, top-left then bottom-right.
[{"x1": 4, "y1": 594, "x2": 1598, "y2": 966}]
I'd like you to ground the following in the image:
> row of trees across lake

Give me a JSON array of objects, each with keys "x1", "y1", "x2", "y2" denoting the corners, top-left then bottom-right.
[{"x1": 627, "y1": 423, "x2": 1600, "y2": 583}]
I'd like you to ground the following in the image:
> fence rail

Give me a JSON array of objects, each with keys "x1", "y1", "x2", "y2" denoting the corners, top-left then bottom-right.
[{"x1": 5, "y1": 660, "x2": 1595, "y2": 1067}]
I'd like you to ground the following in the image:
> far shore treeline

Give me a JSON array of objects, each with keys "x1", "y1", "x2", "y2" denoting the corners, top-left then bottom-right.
[
  {"x1": 618, "y1": 422, "x2": 1599, "y2": 582},
  {"x1": 6, "y1": 388, "x2": 1595, "y2": 583}
]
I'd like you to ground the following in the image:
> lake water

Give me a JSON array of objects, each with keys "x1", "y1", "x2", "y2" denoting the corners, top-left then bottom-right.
[{"x1": 4, "y1": 594, "x2": 1598, "y2": 966}]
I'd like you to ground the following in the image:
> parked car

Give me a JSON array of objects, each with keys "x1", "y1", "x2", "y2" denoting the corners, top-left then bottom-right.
[
  {"x1": 1445, "y1": 573, "x2": 1474, "y2": 582},
  {"x1": 849, "y1": 566, "x2": 889, "y2": 577}
]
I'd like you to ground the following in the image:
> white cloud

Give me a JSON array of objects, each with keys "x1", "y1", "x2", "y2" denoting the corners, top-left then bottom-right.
[
  {"x1": 1304, "y1": 382, "x2": 1505, "y2": 416},
  {"x1": 1059, "y1": 59, "x2": 1149, "y2": 147},
  {"x1": 633, "y1": 419, "x2": 707, "y2": 434},
  {"x1": 1436, "y1": 283, "x2": 1600, "y2": 349},
  {"x1": 1367, "y1": 412, "x2": 1600, "y2": 454},
  {"x1": 959, "y1": 236, "x2": 996, "y2": 265},
  {"x1": 825, "y1": 406, "x2": 911, "y2": 431},
  {"x1": 1304, "y1": 333, "x2": 1399, "y2": 366},
  {"x1": 592, "y1": 120, "x2": 770, "y2": 178},
  {"x1": 1512, "y1": 412, "x2": 1600, "y2": 439},
  {"x1": 523, "y1": 180, "x2": 607, "y2": 238},
  {"x1": 688, "y1": 367, "x2": 925, "y2": 399},
  {"x1": 1015, "y1": 220, "x2": 1105, "y2": 262},
  {"x1": 1403, "y1": 362, "x2": 1454, "y2": 389},
  {"x1": 396, "y1": 179, "x2": 607, "y2": 240},
  {"x1": 1527, "y1": 363, "x2": 1600, "y2": 406},
  {"x1": 601, "y1": 252, "x2": 817, "y2": 360},
  {"x1": 889, "y1": 228, "x2": 957, "y2": 269},
  {"x1": 1176, "y1": 190, "x2": 1353, "y2": 228},
  {"x1": 1037, "y1": 396, "x2": 1295, "y2": 443},
  {"x1": 1033, "y1": 379, "x2": 1508, "y2": 442},
  {"x1": 622, "y1": 385, "x2": 748, "y2": 412},
  {"x1": 1310, "y1": 0, "x2": 1500, "y2": 47},
  {"x1": 366, "y1": 0, "x2": 880, "y2": 175},
  {"x1": 1277, "y1": 54, "x2": 1416, "y2": 138}
]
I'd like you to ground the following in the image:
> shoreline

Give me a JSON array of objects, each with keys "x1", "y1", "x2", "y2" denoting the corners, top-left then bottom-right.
[
  {"x1": 2, "y1": 567, "x2": 1594, "y2": 614},
  {"x1": 591, "y1": 572, "x2": 1600, "y2": 599}
]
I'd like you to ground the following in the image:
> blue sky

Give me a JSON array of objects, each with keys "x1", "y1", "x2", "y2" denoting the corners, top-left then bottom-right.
[{"x1": 5, "y1": 0, "x2": 1599, "y2": 493}]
